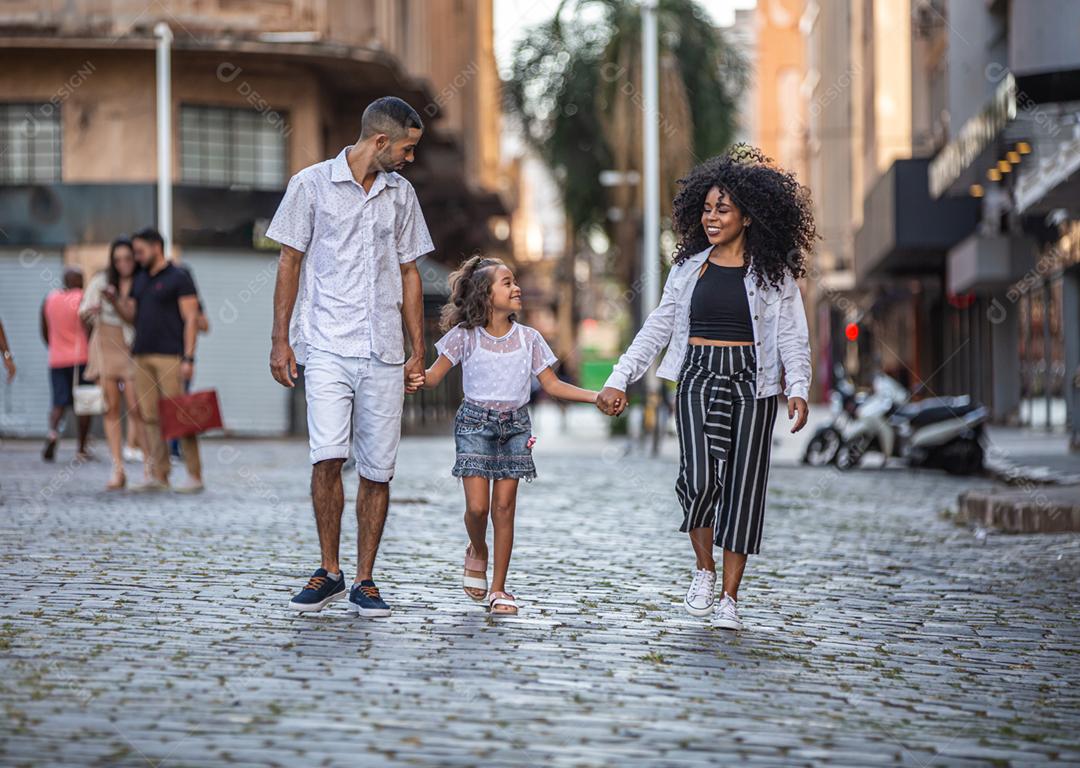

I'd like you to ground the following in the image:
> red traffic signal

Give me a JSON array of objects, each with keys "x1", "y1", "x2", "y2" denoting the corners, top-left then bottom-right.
[{"x1": 845, "y1": 323, "x2": 859, "y2": 342}]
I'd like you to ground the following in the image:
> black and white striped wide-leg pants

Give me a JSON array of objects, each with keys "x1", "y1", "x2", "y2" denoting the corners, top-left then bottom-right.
[{"x1": 674, "y1": 344, "x2": 778, "y2": 554}]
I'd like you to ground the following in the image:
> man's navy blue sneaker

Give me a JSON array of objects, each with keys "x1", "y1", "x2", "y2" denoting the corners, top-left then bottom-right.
[
  {"x1": 289, "y1": 568, "x2": 346, "y2": 612},
  {"x1": 349, "y1": 580, "x2": 391, "y2": 618}
]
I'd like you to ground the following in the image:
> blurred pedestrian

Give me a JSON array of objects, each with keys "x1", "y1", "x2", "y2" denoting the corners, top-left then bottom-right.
[
  {"x1": 80, "y1": 237, "x2": 147, "y2": 490},
  {"x1": 41, "y1": 266, "x2": 91, "y2": 461},
  {"x1": 596, "y1": 146, "x2": 814, "y2": 631},
  {"x1": 116, "y1": 228, "x2": 203, "y2": 493},
  {"x1": 269, "y1": 96, "x2": 432, "y2": 617},
  {"x1": 0, "y1": 318, "x2": 15, "y2": 382},
  {"x1": 416, "y1": 256, "x2": 599, "y2": 616}
]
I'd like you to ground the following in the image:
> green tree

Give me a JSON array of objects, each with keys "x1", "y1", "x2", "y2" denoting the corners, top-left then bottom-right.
[{"x1": 505, "y1": 0, "x2": 746, "y2": 284}]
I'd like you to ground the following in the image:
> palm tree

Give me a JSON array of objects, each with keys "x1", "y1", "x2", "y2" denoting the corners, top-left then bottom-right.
[{"x1": 505, "y1": 0, "x2": 747, "y2": 289}]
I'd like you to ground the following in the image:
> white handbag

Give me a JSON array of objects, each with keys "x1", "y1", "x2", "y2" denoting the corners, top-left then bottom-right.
[
  {"x1": 73, "y1": 384, "x2": 106, "y2": 416},
  {"x1": 73, "y1": 386, "x2": 104, "y2": 416}
]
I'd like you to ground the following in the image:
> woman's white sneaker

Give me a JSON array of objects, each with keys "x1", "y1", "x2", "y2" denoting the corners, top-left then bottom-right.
[
  {"x1": 683, "y1": 569, "x2": 717, "y2": 617},
  {"x1": 714, "y1": 592, "x2": 743, "y2": 630}
]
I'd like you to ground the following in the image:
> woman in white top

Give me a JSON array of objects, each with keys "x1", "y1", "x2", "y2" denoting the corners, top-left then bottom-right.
[
  {"x1": 416, "y1": 256, "x2": 599, "y2": 616},
  {"x1": 596, "y1": 146, "x2": 815, "y2": 631},
  {"x1": 80, "y1": 237, "x2": 146, "y2": 490}
]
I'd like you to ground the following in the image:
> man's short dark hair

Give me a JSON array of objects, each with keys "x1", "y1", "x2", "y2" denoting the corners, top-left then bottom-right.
[
  {"x1": 132, "y1": 227, "x2": 165, "y2": 249},
  {"x1": 361, "y1": 97, "x2": 423, "y2": 140}
]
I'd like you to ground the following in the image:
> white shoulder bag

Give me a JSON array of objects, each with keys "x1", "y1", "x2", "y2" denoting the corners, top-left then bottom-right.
[{"x1": 73, "y1": 383, "x2": 106, "y2": 416}]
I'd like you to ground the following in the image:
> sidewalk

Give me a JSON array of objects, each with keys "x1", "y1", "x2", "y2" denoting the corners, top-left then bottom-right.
[
  {"x1": 529, "y1": 402, "x2": 828, "y2": 467},
  {"x1": 536, "y1": 404, "x2": 1080, "y2": 484},
  {"x1": 984, "y1": 425, "x2": 1080, "y2": 484}
]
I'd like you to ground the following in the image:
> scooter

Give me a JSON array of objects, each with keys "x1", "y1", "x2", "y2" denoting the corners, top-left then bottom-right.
[
  {"x1": 802, "y1": 365, "x2": 860, "y2": 466},
  {"x1": 835, "y1": 374, "x2": 987, "y2": 475},
  {"x1": 890, "y1": 396, "x2": 988, "y2": 475},
  {"x1": 833, "y1": 374, "x2": 907, "y2": 470}
]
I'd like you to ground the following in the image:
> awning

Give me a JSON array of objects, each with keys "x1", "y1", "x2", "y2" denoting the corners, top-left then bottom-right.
[{"x1": 854, "y1": 158, "x2": 979, "y2": 282}]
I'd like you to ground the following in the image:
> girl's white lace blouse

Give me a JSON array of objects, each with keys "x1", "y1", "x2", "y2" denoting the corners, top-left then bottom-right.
[{"x1": 435, "y1": 322, "x2": 558, "y2": 411}]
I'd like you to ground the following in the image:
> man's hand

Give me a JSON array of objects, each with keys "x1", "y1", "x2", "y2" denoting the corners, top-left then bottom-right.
[
  {"x1": 404, "y1": 354, "x2": 425, "y2": 394},
  {"x1": 596, "y1": 386, "x2": 627, "y2": 416},
  {"x1": 270, "y1": 339, "x2": 298, "y2": 388},
  {"x1": 180, "y1": 360, "x2": 195, "y2": 382},
  {"x1": 405, "y1": 373, "x2": 425, "y2": 394},
  {"x1": 788, "y1": 396, "x2": 809, "y2": 433}
]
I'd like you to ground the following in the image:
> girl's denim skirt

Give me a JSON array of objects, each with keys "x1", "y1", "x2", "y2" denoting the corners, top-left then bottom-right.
[{"x1": 452, "y1": 401, "x2": 536, "y2": 481}]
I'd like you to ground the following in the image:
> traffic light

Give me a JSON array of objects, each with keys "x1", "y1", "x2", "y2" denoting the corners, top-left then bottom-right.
[{"x1": 845, "y1": 322, "x2": 859, "y2": 342}]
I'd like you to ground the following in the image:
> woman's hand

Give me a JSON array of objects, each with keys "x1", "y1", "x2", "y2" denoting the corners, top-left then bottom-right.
[
  {"x1": 788, "y1": 397, "x2": 809, "y2": 433},
  {"x1": 596, "y1": 387, "x2": 627, "y2": 416}
]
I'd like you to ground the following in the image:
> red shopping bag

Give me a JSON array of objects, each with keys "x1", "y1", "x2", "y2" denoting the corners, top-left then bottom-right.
[{"x1": 159, "y1": 389, "x2": 224, "y2": 440}]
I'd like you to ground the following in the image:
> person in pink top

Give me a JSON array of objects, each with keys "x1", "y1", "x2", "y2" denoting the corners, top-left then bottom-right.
[{"x1": 41, "y1": 267, "x2": 91, "y2": 461}]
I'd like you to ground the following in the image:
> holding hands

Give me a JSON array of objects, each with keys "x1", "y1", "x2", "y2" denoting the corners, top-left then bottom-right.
[
  {"x1": 404, "y1": 355, "x2": 425, "y2": 394},
  {"x1": 595, "y1": 386, "x2": 627, "y2": 417},
  {"x1": 405, "y1": 370, "x2": 425, "y2": 394}
]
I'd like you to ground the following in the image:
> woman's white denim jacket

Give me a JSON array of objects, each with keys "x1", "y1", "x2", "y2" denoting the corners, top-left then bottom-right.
[{"x1": 604, "y1": 247, "x2": 811, "y2": 400}]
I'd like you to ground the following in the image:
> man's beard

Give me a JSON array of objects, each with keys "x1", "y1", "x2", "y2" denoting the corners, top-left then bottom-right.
[{"x1": 376, "y1": 148, "x2": 397, "y2": 171}]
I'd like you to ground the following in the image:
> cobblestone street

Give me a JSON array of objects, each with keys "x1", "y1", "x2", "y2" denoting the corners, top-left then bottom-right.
[{"x1": 2, "y1": 410, "x2": 1079, "y2": 767}]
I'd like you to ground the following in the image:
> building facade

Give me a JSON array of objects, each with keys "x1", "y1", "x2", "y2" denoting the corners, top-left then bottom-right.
[
  {"x1": 928, "y1": 0, "x2": 1080, "y2": 440},
  {"x1": 0, "y1": 0, "x2": 509, "y2": 436},
  {"x1": 803, "y1": 0, "x2": 1079, "y2": 448}
]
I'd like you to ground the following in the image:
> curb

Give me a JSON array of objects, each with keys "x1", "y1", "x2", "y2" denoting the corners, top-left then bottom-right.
[
  {"x1": 957, "y1": 485, "x2": 1080, "y2": 533},
  {"x1": 984, "y1": 459, "x2": 1080, "y2": 487}
]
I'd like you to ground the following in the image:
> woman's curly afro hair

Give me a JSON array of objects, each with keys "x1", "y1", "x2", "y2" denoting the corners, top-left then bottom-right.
[{"x1": 671, "y1": 144, "x2": 818, "y2": 290}]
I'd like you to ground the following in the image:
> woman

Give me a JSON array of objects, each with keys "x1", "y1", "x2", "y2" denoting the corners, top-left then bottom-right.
[
  {"x1": 81, "y1": 237, "x2": 146, "y2": 490},
  {"x1": 596, "y1": 145, "x2": 815, "y2": 630}
]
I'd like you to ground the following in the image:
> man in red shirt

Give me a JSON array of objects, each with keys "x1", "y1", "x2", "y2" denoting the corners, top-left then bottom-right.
[{"x1": 41, "y1": 267, "x2": 91, "y2": 461}]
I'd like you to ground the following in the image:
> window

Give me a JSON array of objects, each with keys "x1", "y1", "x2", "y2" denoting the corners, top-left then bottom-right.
[
  {"x1": 180, "y1": 105, "x2": 287, "y2": 189},
  {"x1": 0, "y1": 103, "x2": 62, "y2": 183}
]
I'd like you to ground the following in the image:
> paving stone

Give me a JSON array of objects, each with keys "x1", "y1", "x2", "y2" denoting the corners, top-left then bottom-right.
[{"x1": 1, "y1": 433, "x2": 1078, "y2": 766}]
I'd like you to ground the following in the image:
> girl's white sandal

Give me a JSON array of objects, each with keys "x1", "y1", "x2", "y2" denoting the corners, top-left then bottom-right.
[
  {"x1": 487, "y1": 591, "x2": 519, "y2": 616},
  {"x1": 463, "y1": 546, "x2": 488, "y2": 601}
]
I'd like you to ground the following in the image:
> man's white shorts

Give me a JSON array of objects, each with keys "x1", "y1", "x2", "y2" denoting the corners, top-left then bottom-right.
[{"x1": 304, "y1": 349, "x2": 404, "y2": 482}]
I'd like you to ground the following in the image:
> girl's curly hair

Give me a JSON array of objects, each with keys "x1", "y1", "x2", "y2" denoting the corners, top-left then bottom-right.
[
  {"x1": 440, "y1": 255, "x2": 515, "y2": 332},
  {"x1": 671, "y1": 144, "x2": 817, "y2": 289}
]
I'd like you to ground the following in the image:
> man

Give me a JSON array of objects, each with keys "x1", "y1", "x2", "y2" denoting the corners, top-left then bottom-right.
[
  {"x1": 115, "y1": 228, "x2": 204, "y2": 493},
  {"x1": 268, "y1": 96, "x2": 433, "y2": 617},
  {"x1": 41, "y1": 267, "x2": 91, "y2": 461}
]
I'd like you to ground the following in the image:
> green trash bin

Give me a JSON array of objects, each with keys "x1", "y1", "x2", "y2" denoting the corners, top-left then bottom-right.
[{"x1": 580, "y1": 359, "x2": 616, "y2": 392}]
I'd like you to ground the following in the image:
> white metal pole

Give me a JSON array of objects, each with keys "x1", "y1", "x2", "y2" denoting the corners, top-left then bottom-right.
[
  {"x1": 155, "y1": 22, "x2": 173, "y2": 259},
  {"x1": 642, "y1": 0, "x2": 661, "y2": 404},
  {"x1": 641, "y1": 1, "x2": 660, "y2": 367}
]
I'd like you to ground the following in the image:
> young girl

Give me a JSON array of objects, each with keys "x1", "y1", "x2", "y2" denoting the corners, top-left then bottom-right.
[{"x1": 414, "y1": 255, "x2": 598, "y2": 616}]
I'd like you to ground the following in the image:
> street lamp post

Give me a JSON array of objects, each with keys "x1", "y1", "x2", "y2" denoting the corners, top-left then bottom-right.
[
  {"x1": 155, "y1": 22, "x2": 173, "y2": 259},
  {"x1": 641, "y1": 0, "x2": 662, "y2": 454}
]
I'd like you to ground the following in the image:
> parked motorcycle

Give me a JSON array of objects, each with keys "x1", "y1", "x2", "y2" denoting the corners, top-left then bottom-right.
[
  {"x1": 834, "y1": 374, "x2": 987, "y2": 475},
  {"x1": 802, "y1": 365, "x2": 860, "y2": 466}
]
